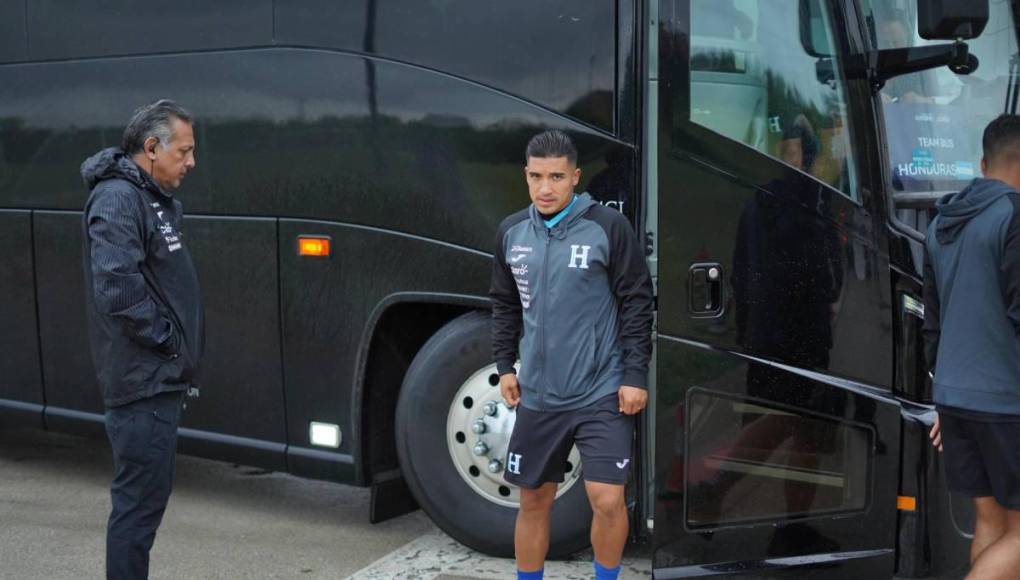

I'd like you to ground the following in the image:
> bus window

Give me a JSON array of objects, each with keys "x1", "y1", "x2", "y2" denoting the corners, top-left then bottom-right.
[
  {"x1": 863, "y1": 0, "x2": 1020, "y2": 194},
  {"x1": 685, "y1": 388, "x2": 871, "y2": 528},
  {"x1": 689, "y1": 0, "x2": 858, "y2": 200}
]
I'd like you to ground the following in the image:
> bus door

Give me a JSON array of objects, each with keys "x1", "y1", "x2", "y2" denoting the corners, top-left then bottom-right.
[{"x1": 652, "y1": 0, "x2": 903, "y2": 577}]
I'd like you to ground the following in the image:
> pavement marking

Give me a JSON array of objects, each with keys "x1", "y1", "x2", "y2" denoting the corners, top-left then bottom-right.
[{"x1": 345, "y1": 529, "x2": 651, "y2": 579}]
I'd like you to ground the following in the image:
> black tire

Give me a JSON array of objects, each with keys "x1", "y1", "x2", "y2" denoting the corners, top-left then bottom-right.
[{"x1": 395, "y1": 311, "x2": 592, "y2": 558}]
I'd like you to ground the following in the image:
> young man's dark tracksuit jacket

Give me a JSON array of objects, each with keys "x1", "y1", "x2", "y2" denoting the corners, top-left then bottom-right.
[
  {"x1": 81, "y1": 147, "x2": 204, "y2": 409},
  {"x1": 923, "y1": 178, "x2": 1020, "y2": 416},
  {"x1": 490, "y1": 193, "x2": 654, "y2": 412}
]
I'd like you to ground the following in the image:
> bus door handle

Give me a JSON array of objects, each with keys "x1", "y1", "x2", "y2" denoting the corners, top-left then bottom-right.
[{"x1": 689, "y1": 263, "x2": 724, "y2": 317}]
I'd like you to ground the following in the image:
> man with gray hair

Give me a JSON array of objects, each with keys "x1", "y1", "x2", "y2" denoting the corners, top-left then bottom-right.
[{"x1": 81, "y1": 99, "x2": 203, "y2": 579}]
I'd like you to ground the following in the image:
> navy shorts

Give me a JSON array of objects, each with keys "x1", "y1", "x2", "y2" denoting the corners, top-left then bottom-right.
[
  {"x1": 504, "y1": 394, "x2": 634, "y2": 489},
  {"x1": 939, "y1": 407, "x2": 1020, "y2": 510}
]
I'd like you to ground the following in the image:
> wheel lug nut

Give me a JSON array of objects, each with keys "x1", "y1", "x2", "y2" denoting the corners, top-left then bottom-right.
[
  {"x1": 483, "y1": 401, "x2": 499, "y2": 416},
  {"x1": 488, "y1": 459, "x2": 503, "y2": 473},
  {"x1": 472, "y1": 419, "x2": 487, "y2": 434},
  {"x1": 473, "y1": 441, "x2": 489, "y2": 456}
]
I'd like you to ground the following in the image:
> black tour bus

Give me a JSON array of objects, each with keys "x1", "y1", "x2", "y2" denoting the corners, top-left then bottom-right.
[{"x1": 0, "y1": 0, "x2": 1014, "y2": 577}]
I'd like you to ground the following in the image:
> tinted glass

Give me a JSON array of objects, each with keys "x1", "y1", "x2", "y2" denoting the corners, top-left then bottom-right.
[
  {"x1": 0, "y1": 49, "x2": 627, "y2": 251},
  {"x1": 685, "y1": 389, "x2": 871, "y2": 528},
  {"x1": 0, "y1": 2, "x2": 27, "y2": 63},
  {"x1": 26, "y1": 0, "x2": 272, "y2": 60},
  {"x1": 689, "y1": 0, "x2": 858, "y2": 199},
  {"x1": 863, "y1": 0, "x2": 1019, "y2": 193},
  {"x1": 276, "y1": 0, "x2": 616, "y2": 131}
]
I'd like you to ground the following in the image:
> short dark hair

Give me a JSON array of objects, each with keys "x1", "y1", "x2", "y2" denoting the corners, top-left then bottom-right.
[
  {"x1": 782, "y1": 114, "x2": 819, "y2": 170},
  {"x1": 121, "y1": 99, "x2": 194, "y2": 155},
  {"x1": 983, "y1": 114, "x2": 1020, "y2": 167},
  {"x1": 525, "y1": 130, "x2": 577, "y2": 165}
]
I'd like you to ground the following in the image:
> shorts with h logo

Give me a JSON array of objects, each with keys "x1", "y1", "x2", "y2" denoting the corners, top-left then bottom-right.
[{"x1": 503, "y1": 394, "x2": 634, "y2": 489}]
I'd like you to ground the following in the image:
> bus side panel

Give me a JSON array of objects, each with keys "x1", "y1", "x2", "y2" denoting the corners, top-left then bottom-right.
[
  {"x1": 654, "y1": 338, "x2": 901, "y2": 577},
  {"x1": 34, "y1": 211, "x2": 101, "y2": 433},
  {"x1": 0, "y1": 210, "x2": 44, "y2": 427},
  {"x1": 32, "y1": 211, "x2": 290, "y2": 471},
  {"x1": 173, "y1": 216, "x2": 287, "y2": 472},
  {"x1": 897, "y1": 413, "x2": 973, "y2": 578},
  {"x1": 278, "y1": 220, "x2": 491, "y2": 482}
]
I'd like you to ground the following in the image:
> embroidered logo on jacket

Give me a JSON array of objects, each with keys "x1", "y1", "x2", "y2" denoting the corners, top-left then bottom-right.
[{"x1": 568, "y1": 244, "x2": 591, "y2": 269}]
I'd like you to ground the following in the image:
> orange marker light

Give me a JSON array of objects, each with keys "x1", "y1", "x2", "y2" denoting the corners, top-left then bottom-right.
[
  {"x1": 298, "y1": 236, "x2": 331, "y2": 257},
  {"x1": 897, "y1": 496, "x2": 917, "y2": 511}
]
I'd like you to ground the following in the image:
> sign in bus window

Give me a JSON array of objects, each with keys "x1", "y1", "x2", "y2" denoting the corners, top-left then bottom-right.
[
  {"x1": 863, "y1": 0, "x2": 1020, "y2": 195},
  {"x1": 689, "y1": 0, "x2": 858, "y2": 200},
  {"x1": 684, "y1": 388, "x2": 871, "y2": 528}
]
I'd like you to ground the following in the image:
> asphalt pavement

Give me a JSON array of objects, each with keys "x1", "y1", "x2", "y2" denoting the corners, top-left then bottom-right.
[{"x1": 0, "y1": 427, "x2": 651, "y2": 579}]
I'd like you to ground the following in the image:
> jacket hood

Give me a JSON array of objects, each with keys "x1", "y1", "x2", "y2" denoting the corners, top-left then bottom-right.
[
  {"x1": 528, "y1": 192, "x2": 597, "y2": 236},
  {"x1": 81, "y1": 147, "x2": 168, "y2": 197},
  {"x1": 934, "y1": 178, "x2": 1013, "y2": 244}
]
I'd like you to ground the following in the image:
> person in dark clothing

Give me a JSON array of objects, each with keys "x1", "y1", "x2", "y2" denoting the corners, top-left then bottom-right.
[
  {"x1": 490, "y1": 130, "x2": 654, "y2": 580},
  {"x1": 923, "y1": 114, "x2": 1020, "y2": 578},
  {"x1": 81, "y1": 99, "x2": 203, "y2": 580}
]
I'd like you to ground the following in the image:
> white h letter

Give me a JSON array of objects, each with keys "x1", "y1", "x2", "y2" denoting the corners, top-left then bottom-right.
[
  {"x1": 568, "y1": 245, "x2": 591, "y2": 269},
  {"x1": 507, "y1": 453, "x2": 522, "y2": 475}
]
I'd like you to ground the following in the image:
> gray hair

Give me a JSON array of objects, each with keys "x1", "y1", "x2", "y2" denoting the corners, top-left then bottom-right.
[{"x1": 121, "y1": 99, "x2": 194, "y2": 155}]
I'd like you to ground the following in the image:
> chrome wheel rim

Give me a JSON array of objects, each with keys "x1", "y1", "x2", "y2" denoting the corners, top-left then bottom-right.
[{"x1": 446, "y1": 363, "x2": 583, "y2": 508}]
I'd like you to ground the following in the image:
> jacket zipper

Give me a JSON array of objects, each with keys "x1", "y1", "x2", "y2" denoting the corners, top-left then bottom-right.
[{"x1": 540, "y1": 227, "x2": 552, "y2": 411}]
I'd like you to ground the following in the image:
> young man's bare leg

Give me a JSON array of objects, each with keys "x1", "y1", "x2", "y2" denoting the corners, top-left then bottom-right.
[
  {"x1": 971, "y1": 497, "x2": 1008, "y2": 564},
  {"x1": 586, "y1": 481, "x2": 628, "y2": 578},
  {"x1": 516, "y1": 483, "x2": 557, "y2": 575},
  {"x1": 967, "y1": 507, "x2": 1020, "y2": 579}
]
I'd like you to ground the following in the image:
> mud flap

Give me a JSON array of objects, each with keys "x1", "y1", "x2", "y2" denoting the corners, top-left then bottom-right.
[{"x1": 370, "y1": 473, "x2": 419, "y2": 524}]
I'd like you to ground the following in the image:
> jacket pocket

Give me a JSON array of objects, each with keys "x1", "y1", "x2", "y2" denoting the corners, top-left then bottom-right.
[
  {"x1": 159, "y1": 307, "x2": 196, "y2": 383},
  {"x1": 149, "y1": 398, "x2": 180, "y2": 454},
  {"x1": 107, "y1": 408, "x2": 157, "y2": 466}
]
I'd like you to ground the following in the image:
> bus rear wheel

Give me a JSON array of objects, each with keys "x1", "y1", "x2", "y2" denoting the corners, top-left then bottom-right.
[{"x1": 395, "y1": 311, "x2": 591, "y2": 558}]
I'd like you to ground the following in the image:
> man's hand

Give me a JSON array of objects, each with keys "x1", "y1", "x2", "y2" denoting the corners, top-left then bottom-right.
[
  {"x1": 618, "y1": 386, "x2": 647, "y2": 415},
  {"x1": 929, "y1": 413, "x2": 943, "y2": 452},
  {"x1": 500, "y1": 373, "x2": 520, "y2": 408}
]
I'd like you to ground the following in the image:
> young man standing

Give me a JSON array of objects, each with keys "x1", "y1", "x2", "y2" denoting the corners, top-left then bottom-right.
[
  {"x1": 924, "y1": 114, "x2": 1020, "y2": 579},
  {"x1": 82, "y1": 99, "x2": 203, "y2": 580},
  {"x1": 490, "y1": 130, "x2": 654, "y2": 580}
]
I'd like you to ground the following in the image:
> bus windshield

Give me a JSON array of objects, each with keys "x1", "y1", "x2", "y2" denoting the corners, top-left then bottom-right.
[{"x1": 863, "y1": 0, "x2": 1019, "y2": 194}]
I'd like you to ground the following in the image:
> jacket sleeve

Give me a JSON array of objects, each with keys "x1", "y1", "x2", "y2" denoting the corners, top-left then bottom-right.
[
  {"x1": 607, "y1": 214, "x2": 655, "y2": 389},
  {"x1": 921, "y1": 245, "x2": 940, "y2": 373},
  {"x1": 87, "y1": 188, "x2": 177, "y2": 353},
  {"x1": 490, "y1": 223, "x2": 522, "y2": 375},
  {"x1": 1002, "y1": 194, "x2": 1020, "y2": 336}
]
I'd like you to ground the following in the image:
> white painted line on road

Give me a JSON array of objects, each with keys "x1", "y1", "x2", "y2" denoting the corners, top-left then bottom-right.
[{"x1": 345, "y1": 529, "x2": 651, "y2": 580}]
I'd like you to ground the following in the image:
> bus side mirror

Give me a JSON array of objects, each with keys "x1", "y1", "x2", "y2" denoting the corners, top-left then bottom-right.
[
  {"x1": 799, "y1": 0, "x2": 832, "y2": 58},
  {"x1": 918, "y1": 0, "x2": 988, "y2": 40}
]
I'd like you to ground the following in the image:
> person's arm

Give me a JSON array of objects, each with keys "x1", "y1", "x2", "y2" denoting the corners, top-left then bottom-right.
[
  {"x1": 606, "y1": 214, "x2": 655, "y2": 389},
  {"x1": 87, "y1": 188, "x2": 178, "y2": 354},
  {"x1": 1002, "y1": 194, "x2": 1020, "y2": 335},
  {"x1": 489, "y1": 223, "x2": 522, "y2": 377}
]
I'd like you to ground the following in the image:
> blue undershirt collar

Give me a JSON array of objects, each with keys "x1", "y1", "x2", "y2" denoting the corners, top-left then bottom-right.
[{"x1": 542, "y1": 194, "x2": 578, "y2": 229}]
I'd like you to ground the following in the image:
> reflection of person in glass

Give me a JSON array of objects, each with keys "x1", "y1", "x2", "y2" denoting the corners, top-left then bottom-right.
[
  {"x1": 587, "y1": 147, "x2": 632, "y2": 212},
  {"x1": 685, "y1": 115, "x2": 844, "y2": 546},
  {"x1": 734, "y1": 114, "x2": 841, "y2": 370}
]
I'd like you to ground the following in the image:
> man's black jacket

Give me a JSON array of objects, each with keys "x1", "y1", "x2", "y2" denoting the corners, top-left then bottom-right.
[{"x1": 81, "y1": 148, "x2": 204, "y2": 408}]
